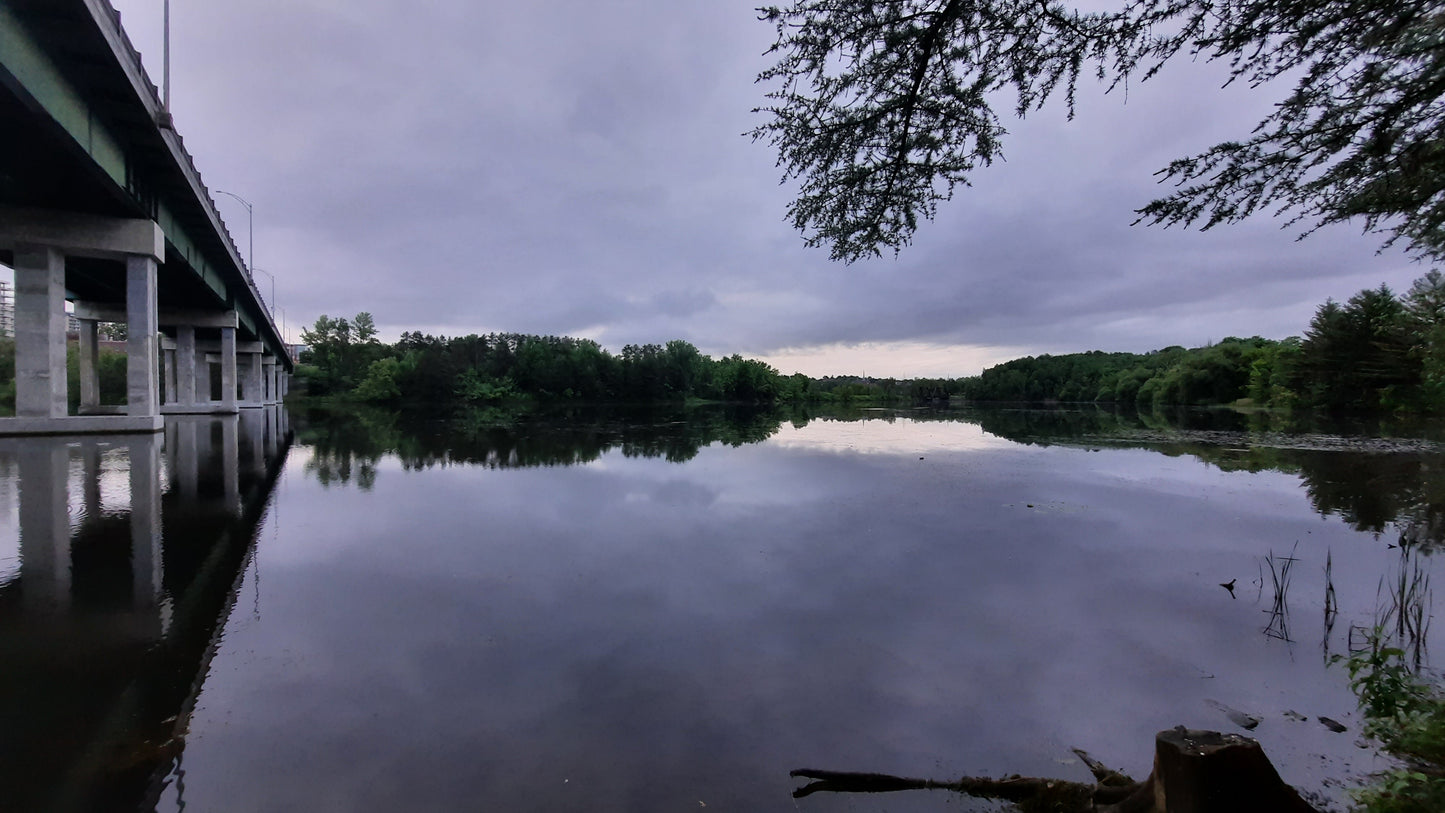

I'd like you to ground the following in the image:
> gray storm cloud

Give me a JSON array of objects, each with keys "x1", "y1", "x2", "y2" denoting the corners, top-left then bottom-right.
[{"x1": 107, "y1": 0, "x2": 1421, "y2": 375}]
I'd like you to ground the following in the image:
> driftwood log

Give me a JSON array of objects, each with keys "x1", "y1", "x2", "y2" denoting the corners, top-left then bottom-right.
[{"x1": 791, "y1": 726, "x2": 1319, "y2": 813}]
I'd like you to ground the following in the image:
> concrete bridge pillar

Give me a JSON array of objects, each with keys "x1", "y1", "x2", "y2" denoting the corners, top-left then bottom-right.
[
  {"x1": 263, "y1": 356, "x2": 279, "y2": 404},
  {"x1": 176, "y1": 326, "x2": 198, "y2": 408},
  {"x1": 126, "y1": 256, "x2": 160, "y2": 419},
  {"x1": 11, "y1": 245, "x2": 68, "y2": 420},
  {"x1": 78, "y1": 318, "x2": 101, "y2": 413},
  {"x1": 220, "y1": 327, "x2": 238, "y2": 411},
  {"x1": 196, "y1": 350, "x2": 213, "y2": 404},
  {"x1": 1, "y1": 209, "x2": 165, "y2": 433},
  {"x1": 152, "y1": 313, "x2": 242, "y2": 414},
  {"x1": 163, "y1": 346, "x2": 178, "y2": 405},
  {"x1": 240, "y1": 350, "x2": 264, "y2": 406}
]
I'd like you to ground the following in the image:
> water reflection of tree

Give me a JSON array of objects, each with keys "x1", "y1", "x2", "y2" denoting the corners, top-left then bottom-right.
[
  {"x1": 296, "y1": 403, "x2": 1445, "y2": 550},
  {"x1": 298, "y1": 407, "x2": 392, "y2": 490},
  {"x1": 1294, "y1": 453, "x2": 1441, "y2": 541},
  {"x1": 293, "y1": 404, "x2": 785, "y2": 482},
  {"x1": 961, "y1": 405, "x2": 1445, "y2": 551}
]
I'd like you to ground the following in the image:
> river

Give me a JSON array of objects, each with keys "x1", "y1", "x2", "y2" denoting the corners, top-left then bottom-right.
[{"x1": 1, "y1": 404, "x2": 1441, "y2": 812}]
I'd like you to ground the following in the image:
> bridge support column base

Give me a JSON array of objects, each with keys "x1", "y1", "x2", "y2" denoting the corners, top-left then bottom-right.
[{"x1": 0, "y1": 415, "x2": 165, "y2": 436}]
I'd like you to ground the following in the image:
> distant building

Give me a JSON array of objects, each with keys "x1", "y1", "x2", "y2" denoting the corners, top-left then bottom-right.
[{"x1": 0, "y1": 280, "x2": 10, "y2": 337}]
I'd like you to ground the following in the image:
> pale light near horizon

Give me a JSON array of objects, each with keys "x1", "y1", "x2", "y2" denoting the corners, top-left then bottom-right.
[{"x1": 756, "y1": 340, "x2": 1031, "y2": 379}]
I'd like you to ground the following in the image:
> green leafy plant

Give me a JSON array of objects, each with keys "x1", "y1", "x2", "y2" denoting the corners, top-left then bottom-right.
[{"x1": 1343, "y1": 629, "x2": 1445, "y2": 813}]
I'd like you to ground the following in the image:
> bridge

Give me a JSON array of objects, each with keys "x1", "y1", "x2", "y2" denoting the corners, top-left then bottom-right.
[{"x1": 0, "y1": 0, "x2": 292, "y2": 434}]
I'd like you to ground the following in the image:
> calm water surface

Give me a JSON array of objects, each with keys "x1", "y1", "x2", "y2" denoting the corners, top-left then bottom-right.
[{"x1": 2, "y1": 406, "x2": 1442, "y2": 812}]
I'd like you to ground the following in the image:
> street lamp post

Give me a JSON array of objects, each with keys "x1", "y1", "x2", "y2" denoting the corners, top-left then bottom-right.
[
  {"x1": 253, "y1": 267, "x2": 276, "y2": 312},
  {"x1": 214, "y1": 189, "x2": 254, "y2": 273},
  {"x1": 163, "y1": 0, "x2": 170, "y2": 112}
]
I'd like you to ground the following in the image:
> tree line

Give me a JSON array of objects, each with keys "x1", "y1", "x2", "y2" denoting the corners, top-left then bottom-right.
[
  {"x1": 4, "y1": 269, "x2": 1442, "y2": 417},
  {"x1": 956, "y1": 271, "x2": 1445, "y2": 414},
  {"x1": 297, "y1": 317, "x2": 819, "y2": 405},
  {"x1": 295, "y1": 270, "x2": 1445, "y2": 414}
]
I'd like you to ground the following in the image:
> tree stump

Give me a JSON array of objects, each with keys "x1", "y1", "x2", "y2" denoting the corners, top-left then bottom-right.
[
  {"x1": 790, "y1": 726, "x2": 1321, "y2": 813},
  {"x1": 1122, "y1": 726, "x2": 1317, "y2": 813}
]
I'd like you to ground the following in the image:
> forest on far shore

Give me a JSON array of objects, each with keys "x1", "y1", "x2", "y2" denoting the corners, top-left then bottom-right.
[
  {"x1": 3, "y1": 270, "x2": 1440, "y2": 417},
  {"x1": 288, "y1": 270, "x2": 1445, "y2": 416},
  {"x1": 958, "y1": 270, "x2": 1445, "y2": 414}
]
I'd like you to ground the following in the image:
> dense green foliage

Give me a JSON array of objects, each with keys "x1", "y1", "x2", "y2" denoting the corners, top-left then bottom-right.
[
  {"x1": 959, "y1": 339, "x2": 1278, "y2": 407},
  {"x1": 301, "y1": 271, "x2": 1445, "y2": 415},
  {"x1": 957, "y1": 271, "x2": 1445, "y2": 414},
  {"x1": 295, "y1": 312, "x2": 975, "y2": 408},
  {"x1": 296, "y1": 315, "x2": 812, "y2": 406},
  {"x1": 753, "y1": 0, "x2": 1445, "y2": 262},
  {"x1": 1345, "y1": 633, "x2": 1445, "y2": 813},
  {"x1": 298, "y1": 312, "x2": 386, "y2": 395}
]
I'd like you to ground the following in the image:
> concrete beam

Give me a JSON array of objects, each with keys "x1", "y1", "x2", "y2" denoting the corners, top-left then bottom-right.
[
  {"x1": 159, "y1": 338, "x2": 263, "y2": 354},
  {"x1": 74, "y1": 303, "x2": 239, "y2": 329},
  {"x1": 0, "y1": 207, "x2": 164, "y2": 260}
]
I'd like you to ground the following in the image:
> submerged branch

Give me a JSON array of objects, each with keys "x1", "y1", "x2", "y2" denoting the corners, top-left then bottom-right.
[
  {"x1": 790, "y1": 727, "x2": 1321, "y2": 813},
  {"x1": 790, "y1": 767, "x2": 1107, "y2": 807}
]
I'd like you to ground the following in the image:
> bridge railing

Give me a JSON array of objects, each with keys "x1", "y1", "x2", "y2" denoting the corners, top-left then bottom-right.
[{"x1": 100, "y1": 1, "x2": 278, "y2": 334}]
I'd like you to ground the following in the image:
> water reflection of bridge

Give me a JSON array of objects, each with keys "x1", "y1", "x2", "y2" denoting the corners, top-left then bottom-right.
[{"x1": 0, "y1": 409, "x2": 291, "y2": 813}]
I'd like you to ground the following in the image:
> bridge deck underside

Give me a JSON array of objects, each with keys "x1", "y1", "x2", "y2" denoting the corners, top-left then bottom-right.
[{"x1": 0, "y1": 0, "x2": 284, "y2": 348}]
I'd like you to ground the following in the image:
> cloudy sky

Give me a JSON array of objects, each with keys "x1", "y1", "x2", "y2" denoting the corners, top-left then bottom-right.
[{"x1": 94, "y1": 0, "x2": 1425, "y2": 377}]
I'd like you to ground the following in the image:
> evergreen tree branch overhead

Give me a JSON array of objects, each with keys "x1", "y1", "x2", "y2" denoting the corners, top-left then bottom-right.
[{"x1": 750, "y1": 0, "x2": 1445, "y2": 264}]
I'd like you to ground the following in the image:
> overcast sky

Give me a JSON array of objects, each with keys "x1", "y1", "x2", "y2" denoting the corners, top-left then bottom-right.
[{"x1": 91, "y1": 0, "x2": 1426, "y2": 377}]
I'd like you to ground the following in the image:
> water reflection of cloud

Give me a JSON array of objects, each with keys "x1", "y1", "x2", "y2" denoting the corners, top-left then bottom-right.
[
  {"x1": 771, "y1": 416, "x2": 1017, "y2": 455},
  {"x1": 169, "y1": 420, "x2": 1438, "y2": 812}
]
